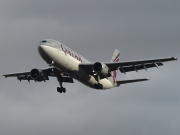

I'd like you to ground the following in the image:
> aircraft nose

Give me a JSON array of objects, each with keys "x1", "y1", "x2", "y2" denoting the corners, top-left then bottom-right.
[
  {"x1": 38, "y1": 44, "x2": 50, "y2": 61},
  {"x1": 38, "y1": 44, "x2": 45, "y2": 54}
]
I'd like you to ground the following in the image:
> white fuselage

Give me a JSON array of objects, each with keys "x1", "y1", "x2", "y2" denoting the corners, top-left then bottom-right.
[{"x1": 38, "y1": 41, "x2": 115, "y2": 89}]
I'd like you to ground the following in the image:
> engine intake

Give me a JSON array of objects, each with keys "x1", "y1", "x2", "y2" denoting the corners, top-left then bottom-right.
[
  {"x1": 93, "y1": 62, "x2": 109, "y2": 76},
  {"x1": 30, "y1": 69, "x2": 46, "y2": 82}
]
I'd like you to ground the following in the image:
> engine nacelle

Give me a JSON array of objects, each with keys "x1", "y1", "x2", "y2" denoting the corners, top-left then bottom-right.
[
  {"x1": 30, "y1": 69, "x2": 46, "y2": 82},
  {"x1": 93, "y1": 62, "x2": 109, "y2": 76}
]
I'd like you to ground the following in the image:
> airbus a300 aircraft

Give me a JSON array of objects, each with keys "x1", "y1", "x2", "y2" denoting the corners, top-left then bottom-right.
[{"x1": 4, "y1": 39, "x2": 177, "y2": 93}]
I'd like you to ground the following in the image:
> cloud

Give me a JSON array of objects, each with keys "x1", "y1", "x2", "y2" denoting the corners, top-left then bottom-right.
[{"x1": 0, "y1": 0, "x2": 179, "y2": 135}]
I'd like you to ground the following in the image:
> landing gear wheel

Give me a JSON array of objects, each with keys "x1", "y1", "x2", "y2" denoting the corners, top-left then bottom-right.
[
  {"x1": 57, "y1": 87, "x2": 63, "y2": 93},
  {"x1": 94, "y1": 83, "x2": 103, "y2": 89},
  {"x1": 57, "y1": 87, "x2": 60, "y2": 92},
  {"x1": 98, "y1": 83, "x2": 103, "y2": 89},
  {"x1": 56, "y1": 75, "x2": 67, "y2": 93},
  {"x1": 94, "y1": 84, "x2": 98, "y2": 89},
  {"x1": 59, "y1": 88, "x2": 63, "y2": 93},
  {"x1": 62, "y1": 88, "x2": 66, "y2": 93}
]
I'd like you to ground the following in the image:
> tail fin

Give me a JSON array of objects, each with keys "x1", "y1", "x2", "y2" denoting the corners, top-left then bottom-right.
[
  {"x1": 111, "y1": 49, "x2": 120, "y2": 82},
  {"x1": 111, "y1": 49, "x2": 120, "y2": 62}
]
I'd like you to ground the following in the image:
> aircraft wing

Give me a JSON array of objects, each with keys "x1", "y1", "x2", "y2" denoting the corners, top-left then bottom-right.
[
  {"x1": 105, "y1": 57, "x2": 177, "y2": 73},
  {"x1": 3, "y1": 68, "x2": 58, "y2": 77},
  {"x1": 3, "y1": 71, "x2": 30, "y2": 77},
  {"x1": 3, "y1": 68, "x2": 74, "y2": 83},
  {"x1": 79, "y1": 57, "x2": 177, "y2": 73}
]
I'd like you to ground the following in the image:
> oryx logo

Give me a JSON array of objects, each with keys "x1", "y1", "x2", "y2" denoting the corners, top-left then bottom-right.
[{"x1": 111, "y1": 52, "x2": 120, "y2": 84}]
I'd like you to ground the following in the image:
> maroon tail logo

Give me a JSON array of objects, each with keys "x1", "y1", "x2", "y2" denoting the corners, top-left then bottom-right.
[{"x1": 112, "y1": 53, "x2": 120, "y2": 84}]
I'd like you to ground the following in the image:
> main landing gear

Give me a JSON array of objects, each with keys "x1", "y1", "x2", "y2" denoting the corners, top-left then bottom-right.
[
  {"x1": 94, "y1": 83, "x2": 103, "y2": 89},
  {"x1": 57, "y1": 87, "x2": 66, "y2": 93},
  {"x1": 94, "y1": 75, "x2": 103, "y2": 89},
  {"x1": 50, "y1": 66, "x2": 67, "y2": 93},
  {"x1": 57, "y1": 75, "x2": 66, "y2": 93}
]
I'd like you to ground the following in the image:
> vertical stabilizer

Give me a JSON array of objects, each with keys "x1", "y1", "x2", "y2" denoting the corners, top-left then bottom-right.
[
  {"x1": 111, "y1": 49, "x2": 120, "y2": 62},
  {"x1": 110, "y1": 49, "x2": 120, "y2": 82}
]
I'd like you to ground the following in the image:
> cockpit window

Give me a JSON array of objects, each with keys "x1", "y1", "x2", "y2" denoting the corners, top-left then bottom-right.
[
  {"x1": 41, "y1": 40, "x2": 47, "y2": 43},
  {"x1": 39, "y1": 40, "x2": 51, "y2": 44}
]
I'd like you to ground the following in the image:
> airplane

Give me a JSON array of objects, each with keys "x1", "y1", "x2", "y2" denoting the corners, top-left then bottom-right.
[{"x1": 3, "y1": 39, "x2": 177, "y2": 93}]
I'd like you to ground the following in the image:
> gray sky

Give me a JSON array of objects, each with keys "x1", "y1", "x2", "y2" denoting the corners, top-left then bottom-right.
[{"x1": 0, "y1": 0, "x2": 180, "y2": 135}]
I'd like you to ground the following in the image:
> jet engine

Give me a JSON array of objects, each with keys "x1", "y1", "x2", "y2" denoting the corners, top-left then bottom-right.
[
  {"x1": 30, "y1": 69, "x2": 46, "y2": 82},
  {"x1": 93, "y1": 62, "x2": 109, "y2": 76}
]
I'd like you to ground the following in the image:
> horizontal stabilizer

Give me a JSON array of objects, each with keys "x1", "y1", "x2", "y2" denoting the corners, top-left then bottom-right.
[{"x1": 116, "y1": 78, "x2": 149, "y2": 85}]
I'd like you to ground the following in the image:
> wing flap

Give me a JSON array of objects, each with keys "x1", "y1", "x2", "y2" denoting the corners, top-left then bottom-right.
[
  {"x1": 62, "y1": 77, "x2": 74, "y2": 83},
  {"x1": 119, "y1": 62, "x2": 163, "y2": 73}
]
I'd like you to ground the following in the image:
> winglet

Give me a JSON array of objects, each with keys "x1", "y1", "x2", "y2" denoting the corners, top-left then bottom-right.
[{"x1": 173, "y1": 57, "x2": 178, "y2": 61}]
